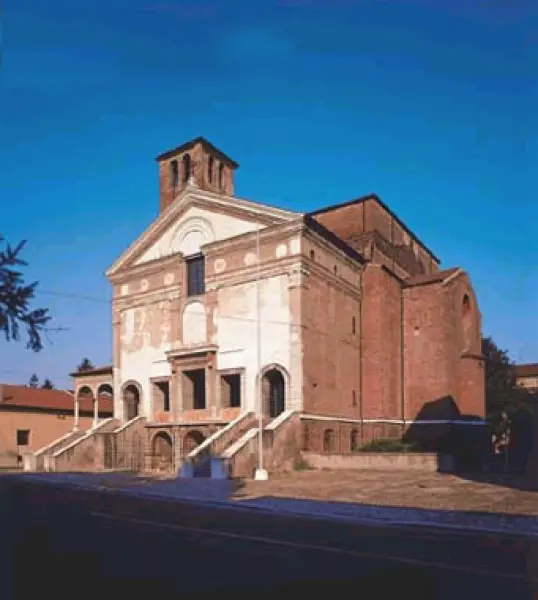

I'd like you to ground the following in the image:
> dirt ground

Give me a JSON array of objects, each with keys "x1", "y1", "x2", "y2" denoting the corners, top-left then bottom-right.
[{"x1": 233, "y1": 469, "x2": 538, "y2": 516}]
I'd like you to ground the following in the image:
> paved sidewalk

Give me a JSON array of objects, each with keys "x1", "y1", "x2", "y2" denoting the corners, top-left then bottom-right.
[{"x1": 9, "y1": 470, "x2": 538, "y2": 538}]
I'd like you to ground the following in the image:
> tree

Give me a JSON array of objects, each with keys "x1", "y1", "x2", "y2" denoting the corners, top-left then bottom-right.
[
  {"x1": 0, "y1": 236, "x2": 50, "y2": 351},
  {"x1": 41, "y1": 378, "x2": 54, "y2": 389},
  {"x1": 28, "y1": 373, "x2": 39, "y2": 388},
  {"x1": 482, "y1": 336, "x2": 532, "y2": 430},
  {"x1": 76, "y1": 358, "x2": 95, "y2": 372}
]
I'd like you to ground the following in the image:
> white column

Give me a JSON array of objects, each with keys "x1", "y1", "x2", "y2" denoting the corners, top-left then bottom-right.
[
  {"x1": 73, "y1": 397, "x2": 80, "y2": 432},
  {"x1": 93, "y1": 396, "x2": 99, "y2": 428}
]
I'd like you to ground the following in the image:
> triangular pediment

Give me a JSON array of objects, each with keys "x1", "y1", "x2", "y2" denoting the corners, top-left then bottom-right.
[{"x1": 107, "y1": 186, "x2": 299, "y2": 277}]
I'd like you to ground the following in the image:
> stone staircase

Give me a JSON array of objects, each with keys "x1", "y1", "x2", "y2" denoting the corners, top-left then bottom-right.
[
  {"x1": 184, "y1": 411, "x2": 260, "y2": 476},
  {"x1": 51, "y1": 417, "x2": 145, "y2": 472},
  {"x1": 183, "y1": 410, "x2": 302, "y2": 479},
  {"x1": 222, "y1": 410, "x2": 301, "y2": 478},
  {"x1": 24, "y1": 429, "x2": 88, "y2": 472}
]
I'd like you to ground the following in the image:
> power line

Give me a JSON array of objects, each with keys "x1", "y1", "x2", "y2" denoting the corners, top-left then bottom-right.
[
  {"x1": 36, "y1": 289, "x2": 357, "y2": 341},
  {"x1": 40, "y1": 290, "x2": 111, "y2": 304}
]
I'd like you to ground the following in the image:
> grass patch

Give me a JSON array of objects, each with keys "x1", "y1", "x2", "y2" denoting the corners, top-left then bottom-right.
[
  {"x1": 294, "y1": 456, "x2": 314, "y2": 471},
  {"x1": 356, "y1": 438, "x2": 420, "y2": 453}
]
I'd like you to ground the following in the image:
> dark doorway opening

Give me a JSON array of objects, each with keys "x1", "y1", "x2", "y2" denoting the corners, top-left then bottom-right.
[
  {"x1": 262, "y1": 369, "x2": 285, "y2": 419},
  {"x1": 123, "y1": 385, "x2": 140, "y2": 421}
]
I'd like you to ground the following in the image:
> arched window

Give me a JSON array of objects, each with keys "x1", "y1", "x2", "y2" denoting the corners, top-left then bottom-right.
[
  {"x1": 182, "y1": 153, "x2": 192, "y2": 183},
  {"x1": 218, "y1": 163, "x2": 225, "y2": 188},
  {"x1": 170, "y1": 159, "x2": 179, "y2": 188},
  {"x1": 462, "y1": 294, "x2": 471, "y2": 313},
  {"x1": 323, "y1": 429, "x2": 335, "y2": 453},
  {"x1": 207, "y1": 156, "x2": 214, "y2": 183}
]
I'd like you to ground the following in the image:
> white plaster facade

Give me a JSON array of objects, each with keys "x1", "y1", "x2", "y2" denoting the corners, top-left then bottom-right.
[{"x1": 107, "y1": 183, "x2": 303, "y2": 422}]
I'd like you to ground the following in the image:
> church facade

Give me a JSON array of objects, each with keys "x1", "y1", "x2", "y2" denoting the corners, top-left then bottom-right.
[{"x1": 61, "y1": 136, "x2": 485, "y2": 474}]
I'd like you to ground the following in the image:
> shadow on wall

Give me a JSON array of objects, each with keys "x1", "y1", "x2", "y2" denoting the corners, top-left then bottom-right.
[
  {"x1": 404, "y1": 396, "x2": 538, "y2": 491},
  {"x1": 403, "y1": 396, "x2": 489, "y2": 473}
]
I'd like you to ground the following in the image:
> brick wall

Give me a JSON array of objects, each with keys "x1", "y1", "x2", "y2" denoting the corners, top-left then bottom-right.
[
  {"x1": 301, "y1": 260, "x2": 361, "y2": 419},
  {"x1": 361, "y1": 264, "x2": 403, "y2": 420}
]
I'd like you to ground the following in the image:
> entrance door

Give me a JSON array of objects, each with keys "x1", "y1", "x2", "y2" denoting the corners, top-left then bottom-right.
[{"x1": 263, "y1": 369, "x2": 285, "y2": 419}]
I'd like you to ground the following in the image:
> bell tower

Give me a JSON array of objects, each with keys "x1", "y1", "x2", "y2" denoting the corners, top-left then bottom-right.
[{"x1": 156, "y1": 137, "x2": 239, "y2": 213}]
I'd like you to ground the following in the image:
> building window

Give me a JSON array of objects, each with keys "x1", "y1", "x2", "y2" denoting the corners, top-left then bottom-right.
[
  {"x1": 350, "y1": 429, "x2": 359, "y2": 452},
  {"x1": 302, "y1": 426, "x2": 310, "y2": 451},
  {"x1": 183, "y1": 369, "x2": 206, "y2": 410},
  {"x1": 309, "y1": 250, "x2": 315, "y2": 261},
  {"x1": 208, "y1": 156, "x2": 214, "y2": 183},
  {"x1": 182, "y1": 153, "x2": 192, "y2": 183},
  {"x1": 221, "y1": 373, "x2": 241, "y2": 408},
  {"x1": 323, "y1": 429, "x2": 335, "y2": 453},
  {"x1": 170, "y1": 159, "x2": 179, "y2": 188},
  {"x1": 333, "y1": 265, "x2": 338, "y2": 275},
  {"x1": 218, "y1": 163, "x2": 225, "y2": 188},
  {"x1": 186, "y1": 255, "x2": 205, "y2": 296},
  {"x1": 352, "y1": 316, "x2": 356, "y2": 334},
  {"x1": 352, "y1": 390, "x2": 357, "y2": 407},
  {"x1": 16, "y1": 429, "x2": 30, "y2": 446},
  {"x1": 153, "y1": 381, "x2": 170, "y2": 413}
]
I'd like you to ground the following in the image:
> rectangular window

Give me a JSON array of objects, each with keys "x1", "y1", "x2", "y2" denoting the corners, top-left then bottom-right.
[
  {"x1": 16, "y1": 429, "x2": 30, "y2": 446},
  {"x1": 153, "y1": 381, "x2": 171, "y2": 413},
  {"x1": 183, "y1": 369, "x2": 206, "y2": 410},
  {"x1": 186, "y1": 255, "x2": 205, "y2": 297},
  {"x1": 221, "y1": 373, "x2": 241, "y2": 409}
]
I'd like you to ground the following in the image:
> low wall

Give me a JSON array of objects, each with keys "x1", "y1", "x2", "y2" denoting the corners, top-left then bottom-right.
[{"x1": 303, "y1": 452, "x2": 454, "y2": 472}]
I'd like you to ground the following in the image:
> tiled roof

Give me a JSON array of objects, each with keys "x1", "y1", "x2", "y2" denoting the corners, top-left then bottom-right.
[
  {"x1": 69, "y1": 365, "x2": 113, "y2": 378},
  {"x1": 0, "y1": 384, "x2": 113, "y2": 414},
  {"x1": 514, "y1": 363, "x2": 538, "y2": 378},
  {"x1": 404, "y1": 268, "x2": 460, "y2": 288}
]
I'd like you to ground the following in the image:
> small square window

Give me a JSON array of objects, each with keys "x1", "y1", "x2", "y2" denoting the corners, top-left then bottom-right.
[{"x1": 16, "y1": 429, "x2": 30, "y2": 446}]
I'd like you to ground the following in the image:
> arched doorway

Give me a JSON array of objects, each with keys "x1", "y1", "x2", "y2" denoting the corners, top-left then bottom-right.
[
  {"x1": 152, "y1": 431, "x2": 173, "y2": 471},
  {"x1": 123, "y1": 384, "x2": 140, "y2": 421},
  {"x1": 183, "y1": 430, "x2": 205, "y2": 456},
  {"x1": 262, "y1": 369, "x2": 286, "y2": 419}
]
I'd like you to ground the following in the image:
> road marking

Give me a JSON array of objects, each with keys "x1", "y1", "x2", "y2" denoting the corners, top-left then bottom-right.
[{"x1": 90, "y1": 510, "x2": 533, "y2": 582}]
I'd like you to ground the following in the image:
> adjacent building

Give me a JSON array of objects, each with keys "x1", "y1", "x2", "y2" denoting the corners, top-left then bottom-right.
[
  {"x1": 514, "y1": 363, "x2": 538, "y2": 394},
  {"x1": 0, "y1": 384, "x2": 112, "y2": 468}
]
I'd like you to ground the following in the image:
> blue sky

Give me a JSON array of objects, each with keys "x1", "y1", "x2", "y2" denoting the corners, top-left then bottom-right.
[{"x1": 1, "y1": 0, "x2": 537, "y2": 388}]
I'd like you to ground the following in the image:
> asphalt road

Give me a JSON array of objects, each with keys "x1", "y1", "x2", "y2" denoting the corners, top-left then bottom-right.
[{"x1": 1, "y1": 477, "x2": 536, "y2": 600}]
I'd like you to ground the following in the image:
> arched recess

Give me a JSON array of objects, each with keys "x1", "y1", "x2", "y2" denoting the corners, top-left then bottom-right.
[
  {"x1": 259, "y1": 364, "x2": 290, "y2": 419},
  {"x1": 169, "y1": 217, "x2": 215, "y2": 257},
  {"x1": 181, "y1": 300, "x2": 207, "y2": 345},
  {"x1": 151, "y1": 431, "x2": 174, "y2": 471},
  {"x1": 122, "y1": 381, "x2": 142, "y2": 421},
  {"x1": 183, "y1": 430, "x2": 206, "y2": 456},
  {"x1": 323, "y1": 429, "x2": 335, "y2": 453},
  {"x1": 460, "y1": 288, "x2": 480, "y2": 353}
]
